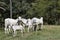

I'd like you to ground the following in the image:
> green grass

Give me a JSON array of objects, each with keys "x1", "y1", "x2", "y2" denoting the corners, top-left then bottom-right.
[{"x1": 0, "y1": 25, "x2": 60, "y2": 40}]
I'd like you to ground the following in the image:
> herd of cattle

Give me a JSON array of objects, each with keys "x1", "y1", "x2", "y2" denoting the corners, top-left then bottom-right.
[{"x1": 4, "y1": 16, "x2": 43, "y2": 36}]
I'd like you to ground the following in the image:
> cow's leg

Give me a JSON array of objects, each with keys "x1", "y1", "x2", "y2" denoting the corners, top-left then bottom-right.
[
  {"x1": 4, "y1": 28, "x2": 9, "y2": 34},
  {"x1": 28, "y1": 26, "x2": 30, "y2": 32},
  {"x1": 13, "y1": 30, "x2": 16, "y2": 37},
  {"x1": 32, "y1": 25, "x2": 34, "y2": 31},
  {"x1": 36, "y1": 24, "x2": 38, "y2": 32},
  {"x1": 5, "y1": 23, "x2": 7, "y2": 34}
]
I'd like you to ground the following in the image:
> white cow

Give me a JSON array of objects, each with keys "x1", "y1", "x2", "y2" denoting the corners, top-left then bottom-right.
[
  {"x1": 4, "y1": 16, "x2": 22, "y2": 34},
  {"x1": 32, "y1": 17, "x2": 43, "y2": 31}
]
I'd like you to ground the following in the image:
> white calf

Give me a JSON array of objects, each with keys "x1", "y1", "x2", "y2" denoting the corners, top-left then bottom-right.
[{"x1": 12, "y1": 25, "x2": 24, "y2": 37}]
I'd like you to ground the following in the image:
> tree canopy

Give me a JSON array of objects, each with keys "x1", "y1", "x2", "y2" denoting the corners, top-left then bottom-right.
[{"x1": 0, "y1": 0, "x2": 60, "y2": 27}]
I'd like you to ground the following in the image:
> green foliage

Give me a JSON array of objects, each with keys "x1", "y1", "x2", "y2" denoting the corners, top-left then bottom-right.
[{"x1": 0, "y1": 0, "x2": 60, "y2": 25}]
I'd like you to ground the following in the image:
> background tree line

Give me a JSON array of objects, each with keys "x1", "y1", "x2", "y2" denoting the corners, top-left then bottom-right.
[{"x1": 0, "y1": 0, "x2": 60, "y2": 27}]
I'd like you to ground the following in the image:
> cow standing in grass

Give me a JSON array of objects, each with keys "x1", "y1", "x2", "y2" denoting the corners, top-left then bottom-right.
[
  {"x1": 4, "y1": 16, "x2": 21, "y2": 34},
  {"x1": 11, "y1": 24, "x2": 24, "y2": 37},
  {"x1": 32, "y1": 17, "x2": 43, "y2": 31}
]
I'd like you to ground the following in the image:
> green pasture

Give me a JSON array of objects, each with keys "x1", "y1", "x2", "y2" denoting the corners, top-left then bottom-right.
[{"x1": 0, "y1": 25, "x2": 60, "y2": 40}]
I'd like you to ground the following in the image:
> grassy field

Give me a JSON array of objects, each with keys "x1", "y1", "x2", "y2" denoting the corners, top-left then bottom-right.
[{"x1": 0, "y1": 25, "x2": 60, "y2": 40}]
